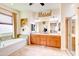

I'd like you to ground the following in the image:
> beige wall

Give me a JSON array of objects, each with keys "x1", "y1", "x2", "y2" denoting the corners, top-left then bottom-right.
[
  {"x1": 20, "y1": 11, "x2": 36, "y2": 35},
  {"x1": 20, "y1": 11, "x2": 35, "y2": 19}
]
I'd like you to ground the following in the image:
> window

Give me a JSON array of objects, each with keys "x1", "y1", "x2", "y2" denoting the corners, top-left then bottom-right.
[{"x1": 0, "y1": 13, "x2": 13, "y2": 35}]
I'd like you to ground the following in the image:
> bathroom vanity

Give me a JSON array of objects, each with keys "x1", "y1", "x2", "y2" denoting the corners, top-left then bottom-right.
[
  {"x1": 30, "y1": 34, "x2": 61, "y2": 48},
  {"x1": 30, "y1": 17, "x2": 61, "y2": 48}
]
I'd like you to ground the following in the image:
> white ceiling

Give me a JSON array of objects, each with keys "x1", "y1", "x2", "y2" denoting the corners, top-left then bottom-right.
[
  {"x1": 1, "y1": 3, "x2": 76, "y2": 19},
  {"x1": 1, "y1": 3, "x2": 76, "y2": 22},
  {"x1": 2, "y1": 3, "x2": 60, "y2": 12}
]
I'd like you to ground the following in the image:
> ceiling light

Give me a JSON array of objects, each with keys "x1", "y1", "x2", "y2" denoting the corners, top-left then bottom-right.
[
  {"x1": 29, "y1": 3, "x2": 33, "y2": 6},
  {"x1": 40, "y1": 3, "x2": 45, "y2": 6},
  {"x1": 29, "y1": 3, "x2": 45, "y2": 6}
]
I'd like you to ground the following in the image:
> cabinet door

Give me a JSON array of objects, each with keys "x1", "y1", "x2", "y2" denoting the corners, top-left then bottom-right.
[
  {"x1": 39, "y1": 35, "x2": 46, "y2": 46},
  {"x1": 33, "y1": 35, "x2": 37, "y2": 44},
  {"x1": 37, "y1": 35, "x2": 40, "y2": 45},
  {"x1": 46, "y1": 35, "x2": 54, "y2": 47},
  {"x1": 34, "y1": 35, "x2": 38, "y2": 45},
  {"x1": 30, "y1": 35, "x2": 33, "y2": 44},
  {"x1": 46, "y1": 35, "x2": 50, "y2": 46},
  {"x1": 40, "y1": 35, "x2": 44, "y2": 45},
  {"x1": 30, "y1": 35, "x2": 34, "y2": 44},
  {"x1": 55, "y1": 36, "x2": 61, "y2": 48},
  {"x1": 50, "y1": 36, "x2": 57, "y2": 47},
  {"x1": 47, "y1": 36, "x2": 61, "y2": 48},
  {"x1": 38, "y1": 35, "x2": 41, "y2": 45},
  {"x1": 36, "y1": 35, "x2": 41, "y2": 45},
  {"x1": 43, "y1": 35, "x2": 47, "y2": 46}
]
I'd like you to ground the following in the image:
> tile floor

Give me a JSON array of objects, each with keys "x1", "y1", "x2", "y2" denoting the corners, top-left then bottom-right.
[{"x1": 9, "y1": 45, "x2": 69, "y2": 56}]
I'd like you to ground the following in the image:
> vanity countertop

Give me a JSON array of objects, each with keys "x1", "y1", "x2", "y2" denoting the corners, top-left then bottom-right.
[{"x1": 31, "y1": 33, "x2": 61, "y2": 36}]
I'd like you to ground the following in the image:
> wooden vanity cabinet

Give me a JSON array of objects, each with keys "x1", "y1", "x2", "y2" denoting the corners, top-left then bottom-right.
[{"x1": 30, "y1": 34, "x2": 61, "y2": 48}]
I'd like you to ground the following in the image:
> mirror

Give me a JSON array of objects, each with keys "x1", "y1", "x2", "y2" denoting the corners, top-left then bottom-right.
[
  {"x1": 50, "y1": 23, "x2": 57, "y2": 33},
  {"x1": 50, "y1": 22, "x2": 60, "y2": 34},
  {"x1": 37, "y1": 21, "x2": 49, "y2": 34},
  {"x1": 31, "y1": 24, "x2": 36, "y2": 32}
]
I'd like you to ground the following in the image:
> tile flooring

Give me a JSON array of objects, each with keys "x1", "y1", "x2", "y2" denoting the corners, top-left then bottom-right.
[{"x1": 9, "y1": 45, "x2": 69, "y2": 56}]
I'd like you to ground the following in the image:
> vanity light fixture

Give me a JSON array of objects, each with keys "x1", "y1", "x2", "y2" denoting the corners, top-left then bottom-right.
[{"x1": 38, "y1": 10, "x2": 52, "y2": 17}]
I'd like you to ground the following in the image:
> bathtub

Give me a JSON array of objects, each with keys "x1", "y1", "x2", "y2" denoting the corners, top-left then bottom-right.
[
  {"x1": 0, "y1": 38, "x2": 27, "y2": 56},
  {"x1": 0, "y1": 38, "x2": 26, "y2": 48}
]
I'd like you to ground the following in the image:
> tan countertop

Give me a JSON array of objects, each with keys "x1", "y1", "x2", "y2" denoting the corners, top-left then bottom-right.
[{"x1": 31, "y1": 33, "x2": 61, "y2": 36}]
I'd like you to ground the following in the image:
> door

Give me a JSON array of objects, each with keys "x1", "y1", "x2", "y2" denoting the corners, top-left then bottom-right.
[
  {"x1": 67, "y1": 18, "x2": 72, "y2": 51},
  {"x1": 66, "y1": 17, "x2": 75, "y2": 55}
]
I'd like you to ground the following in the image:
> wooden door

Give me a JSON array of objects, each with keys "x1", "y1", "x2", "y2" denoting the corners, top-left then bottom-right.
[{"x1": 72, "y1": 37, "x2": 75, "y2": 51}]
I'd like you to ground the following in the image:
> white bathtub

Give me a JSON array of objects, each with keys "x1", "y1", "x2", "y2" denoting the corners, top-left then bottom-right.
[
  {"x1": 0, "y1": 38, "x2": 26, "y2": 48},
  {"x1": 0, "y1": 38, "x2": 27, "y2": 56}
]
